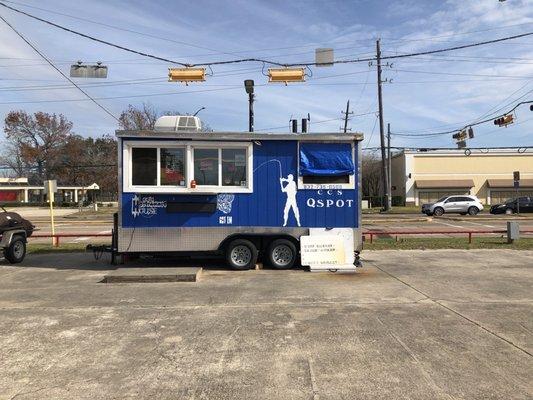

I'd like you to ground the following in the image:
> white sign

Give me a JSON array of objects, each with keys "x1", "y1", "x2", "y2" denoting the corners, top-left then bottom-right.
[
  {"x1": 43, "y1": 180, "x2": 57, "y2": 195},
  {"x1": 300, "y1": 235, "x2": 345, "y2": 266},
  {"x1": 303, "y1": 228, "x2": 356, "y2": 271}
]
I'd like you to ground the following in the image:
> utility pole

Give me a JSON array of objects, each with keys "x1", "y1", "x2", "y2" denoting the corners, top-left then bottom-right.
[
  {"x1": 387, "y1": 123, "x2": 392, "y2": 209},
  {"x1": 376, "y1": 39, "x2": 390, "y2": 211},
  {"x1": 341, "y1": 100, "x2": 353, "y2": 133}
]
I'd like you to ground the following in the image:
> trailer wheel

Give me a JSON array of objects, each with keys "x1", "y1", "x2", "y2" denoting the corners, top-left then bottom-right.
[
  {"x1": 5, "y1": 237, "x2": 26, "y2": 264},
  {"x1": 226, "y1": 239, "x2": 257, "y2": 270},
  {"x1": 267, "y1": 239, "x2": 297, "y2": 269}
]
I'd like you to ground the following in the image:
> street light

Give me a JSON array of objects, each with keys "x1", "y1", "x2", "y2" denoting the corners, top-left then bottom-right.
[
  {"x1": 244, "y1": 80, "x2": 254, "y2": 132},
  {"x1": 193, "y1": 107, "x2": 205, "y2": 116}
]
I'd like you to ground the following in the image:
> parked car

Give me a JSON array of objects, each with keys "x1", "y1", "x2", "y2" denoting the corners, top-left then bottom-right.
[
  {"x1": 490, "y1": 197, "x2": 533, "y2": 214},
  {"x1": 0, "y1": 206, "x2": 34, "y2": 263},
  {"x1": 421, "y1": 195, "x2": 484, "y2": 216}
]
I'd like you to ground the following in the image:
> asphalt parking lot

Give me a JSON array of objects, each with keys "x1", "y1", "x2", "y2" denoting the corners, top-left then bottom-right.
[{"x1": 1, "y1": 250, "x2": 531, "y2": 399}]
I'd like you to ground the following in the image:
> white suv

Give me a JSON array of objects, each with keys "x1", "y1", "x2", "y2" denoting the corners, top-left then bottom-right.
[{"x1": 421, "y1": 195, "x2": 484, "y2": 216}]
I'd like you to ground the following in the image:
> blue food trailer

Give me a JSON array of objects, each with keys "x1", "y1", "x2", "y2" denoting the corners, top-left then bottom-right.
[{"x1": 115, "y1": 118, "x2": 363, "y2": 270}]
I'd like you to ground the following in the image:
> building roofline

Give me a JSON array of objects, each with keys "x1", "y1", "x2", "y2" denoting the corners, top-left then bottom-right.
[
  {"x1": 396, "y1": 148, "x2": 532, "y2": 156},
  {"x1": 115, "y1": 130, "x2": 364, "y2": 141}
]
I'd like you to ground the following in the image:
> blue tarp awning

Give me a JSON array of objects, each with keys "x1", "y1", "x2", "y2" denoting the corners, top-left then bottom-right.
[{"x1": 299, "y1": 143, "x2": 355, "y2": 176}]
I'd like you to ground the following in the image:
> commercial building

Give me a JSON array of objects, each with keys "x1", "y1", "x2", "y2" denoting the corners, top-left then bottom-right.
[
  {"x1": 391, "y1": 149, "x2": 533, "y2": 206},
  {"x1": 0, "y1": 177, "x2": 99, "y2": 204}
]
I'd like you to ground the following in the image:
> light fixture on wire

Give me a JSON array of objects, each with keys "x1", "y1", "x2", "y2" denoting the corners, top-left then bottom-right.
[
  {"x1": 168, "y1": 67, "x2": 206, "y2": 84},
  {"x1": 268, "y1": 67, "x2": 306, "y2": 84}
]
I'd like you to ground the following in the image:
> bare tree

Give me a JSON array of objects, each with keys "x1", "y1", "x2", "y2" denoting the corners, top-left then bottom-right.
[
  {"x1": 118, "y1": 102, "x2": 212, "y2": 131},
  {"x1": 118, "y1": 103, "x2": 159, "y2": 130},
  {"x1": 3, "y1": 111, "x2": 73, "y2": 183},
  {"x1": 362, "y1": 153, "x2": 382, "y2": 200}
]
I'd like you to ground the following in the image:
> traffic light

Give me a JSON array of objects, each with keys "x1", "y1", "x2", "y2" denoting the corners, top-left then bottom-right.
[
  {"x1": 467, "y1": 127, "x2": 474, "y2": 139},
  {"x1": 268, "y1": 68, "x2": 306, "y2": 84},
  {"x1": 514, "y1": 171, "x2": 520, "y2": 181},
  {"x1": 530, "y1": 104, "x2": 533, "y2": 111},
  {"x1": 168, "y1": 68, "x2": 206, "y2": 84},
  {"x1": 493, "y1": 114, "x2": 514, "y2": 126},
  {"x1": 452, "y1": 130, "x2": 467, "y2": 141}
]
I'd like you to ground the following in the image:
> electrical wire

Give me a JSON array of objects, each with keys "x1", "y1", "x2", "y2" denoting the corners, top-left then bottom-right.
[
  {"x1": 0, "y1": 85, "x2": 245, "y2": 105},
  {"x1": 1, "y1": 2, "x2": 532, "y2": 68},
  {"x1": 391, "y1": 69, "x2": 533, "y2": 80},
  {"x1": 0, "y1": 13, "x2": 119, "y2": 121},
  {"x1": 0, "y1": 0, "x2": 241, "y2": 58},
  {"x1": 391, "y1": 100, "x2": 533, "y2": 137}
]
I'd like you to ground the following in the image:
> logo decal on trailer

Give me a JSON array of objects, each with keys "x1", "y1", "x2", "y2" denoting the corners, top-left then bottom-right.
[
  {"x1": 217, "y1": 194, "x2": 235, "y2": 214},
  {"x1": 131, "y1": 194, "x2": 167, "y2": 218}
]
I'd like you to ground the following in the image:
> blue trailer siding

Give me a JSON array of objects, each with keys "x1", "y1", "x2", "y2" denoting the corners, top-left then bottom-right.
[{"x1": 121, "y1": 139, "x2": 359, "y2": 229}]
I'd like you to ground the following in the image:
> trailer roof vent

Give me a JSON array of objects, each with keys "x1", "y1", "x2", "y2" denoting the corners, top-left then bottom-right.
[{"x1": 154, "y1": 115, "x2": 202, "y2": 132}]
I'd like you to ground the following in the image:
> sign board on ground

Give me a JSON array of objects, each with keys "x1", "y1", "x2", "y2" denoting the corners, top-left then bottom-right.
[
  {"x1": 300, "y1": 235, "x2": 345, "y2": 266},
  {"x1": 301, "y1": 228, "x2": 356, "y2": 271}
]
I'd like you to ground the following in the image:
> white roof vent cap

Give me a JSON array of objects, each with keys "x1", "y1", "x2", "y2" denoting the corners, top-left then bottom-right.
[{"x1": 154, "y1": 115, "x2": 202, "y2": 132}]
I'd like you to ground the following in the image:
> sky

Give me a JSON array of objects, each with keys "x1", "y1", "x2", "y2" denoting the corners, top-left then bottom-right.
[{"x1": 0, "y1": 0, "x2": 532, "y2": 151}]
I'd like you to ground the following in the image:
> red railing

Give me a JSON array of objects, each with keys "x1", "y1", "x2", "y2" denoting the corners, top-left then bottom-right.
[
  {"x1": 31, "y1": 233, "x2": 111, "y2": 247},
  {"x1": 363, "y1": 229, "x2": 533, "y2": 244},
  {"x1": 27, "y1": 229, "x2": 533, "y2": 247}
]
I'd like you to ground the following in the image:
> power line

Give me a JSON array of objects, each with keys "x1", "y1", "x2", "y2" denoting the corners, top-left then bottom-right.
[
  {"x1": 0, "y1": 13, "x2": 119, "y2": 121},
  {"x1": 391, "y1": 100, "x2": 533, "y2": 137},
  {"x1": 0, "y1": 85, "x2": 245, "y2": 105},
  {"x1": 392, "y1": 68, "x2": 533, "y2": 80},
  {"x1": 0, "y1": 0, "x2": 241, "y2": 58},
  {"x1": 1, "y1": 2, "x2": 532, "y2": 68}
]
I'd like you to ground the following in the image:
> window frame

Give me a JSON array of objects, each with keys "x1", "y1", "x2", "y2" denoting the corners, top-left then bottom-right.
[
  {"x1": 297, "y1": 141, "x2": 356, "y2": 190},
  {"x1": 123, "y1": 140, "x2": 253, "y2": 194}
]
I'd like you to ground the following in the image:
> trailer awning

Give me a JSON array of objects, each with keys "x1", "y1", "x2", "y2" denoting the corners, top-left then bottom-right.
[
  {"x1": 415, "y1": 179, "x2": 474, "y2": 189},
  {"x1": 299, "y1": 143, "x2": 354, "y2": 176}
]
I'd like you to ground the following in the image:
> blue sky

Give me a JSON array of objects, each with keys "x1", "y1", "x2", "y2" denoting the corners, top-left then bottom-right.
[{"x1": 0, "y1": 0, "x2": 532, "y2": 150}]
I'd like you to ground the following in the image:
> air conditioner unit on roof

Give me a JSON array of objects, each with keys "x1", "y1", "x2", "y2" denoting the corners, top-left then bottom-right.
[{"x1": 154, "y1": 115, "x2": 202, "y2": 132}]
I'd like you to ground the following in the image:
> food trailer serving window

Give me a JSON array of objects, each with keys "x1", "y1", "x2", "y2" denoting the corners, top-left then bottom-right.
[
  {"x1": 298, "y1": 142, "x2": 355, "y2": 188},
  {"x1": 124, "y1": 141, "x2": 253, "y2": 194}
]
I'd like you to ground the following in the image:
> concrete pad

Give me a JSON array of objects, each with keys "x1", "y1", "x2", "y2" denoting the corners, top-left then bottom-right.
[
  {"x1": 102, "y1": 267, "x2": 202, "y2": 283},
  {"x1": 0, "y1": 250, "x2": 531, "y2": 399}
]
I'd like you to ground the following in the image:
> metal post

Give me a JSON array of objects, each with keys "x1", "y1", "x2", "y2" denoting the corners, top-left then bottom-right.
[
  {"x1": 343, "y1": 100, "x2": 350, "y2": 133},
  {"x1": 48, "y1": 180, "x2": 56, "y2": 246},
  {"x1": 376, "y1": 39, "x2": 390, "y2": 211},
  {"x1": 387, "y1": 123, "x2": 392, "y2": 209},
  {"x1": 248, "y1": 92, "x2": 254, "y2": 132}
]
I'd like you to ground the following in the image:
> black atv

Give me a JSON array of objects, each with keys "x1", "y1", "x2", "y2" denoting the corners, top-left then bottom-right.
[{"x1": 0, "y1": 206, "x2": 35, "y2": 263}]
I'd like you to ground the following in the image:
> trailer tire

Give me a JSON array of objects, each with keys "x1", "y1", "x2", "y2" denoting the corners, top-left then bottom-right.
[
  {"x1": 267, "y1": 239, "x2": 297, "y2": 269},
  {"x1": 5, "y1": 237, "x2": 26, "y2": 264},
  {"x1": 226, "y1": 239, "x2": 258, "y2": 270}
]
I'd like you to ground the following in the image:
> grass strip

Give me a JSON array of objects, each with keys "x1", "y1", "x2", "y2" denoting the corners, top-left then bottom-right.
[{"x1": 364, "y1": 237, "x2": 533, "y2": 250}]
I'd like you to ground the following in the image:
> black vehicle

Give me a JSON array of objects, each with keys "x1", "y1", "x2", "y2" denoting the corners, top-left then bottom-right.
[
  {"x1": 0, "y1": 206, "x2": 34, "y2": 263},
  {"x1": 490, "y1": 197, "x2": 533, "y2": 215}
]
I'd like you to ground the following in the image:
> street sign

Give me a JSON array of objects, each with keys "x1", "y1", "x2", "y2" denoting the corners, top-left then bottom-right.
[
  {"x1": 43, "y1": 180, "x2": 57, "y2": 196},
  {"x1": 315, "y1": 48, "x2": 334, "y2": 67},
  {"x1": 70, "y1": 62, "x2": 108, "y2": 78}
]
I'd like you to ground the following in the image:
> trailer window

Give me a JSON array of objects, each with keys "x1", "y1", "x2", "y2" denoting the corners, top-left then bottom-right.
[
  {"x1": 160, "y1": 148, "x2": 186, "y2": 186},
  {"x1": 222, "y1": 149, "x2": 247, "y2": 186},
  {"x1": 132, "y1": 148, "x2": 157, "y2": 186},
  {"x1": 299, "y1": 142, "x2": 354, "y2": 188},
  {"x1": 194, "y1": 148, "x2": 219, "y2": 186}
]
